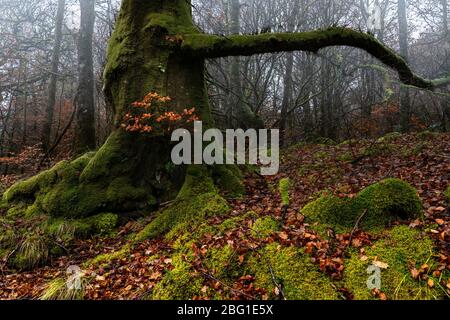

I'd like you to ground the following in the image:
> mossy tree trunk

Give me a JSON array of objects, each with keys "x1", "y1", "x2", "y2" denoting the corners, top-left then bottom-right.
[{"x1": 4, "y1": 0, "x2": 447, "y2": 220}]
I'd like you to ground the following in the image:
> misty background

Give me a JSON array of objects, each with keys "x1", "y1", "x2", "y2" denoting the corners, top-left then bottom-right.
[{"x1": 0, "y1": 0, "x2": 449, "y2": 174}]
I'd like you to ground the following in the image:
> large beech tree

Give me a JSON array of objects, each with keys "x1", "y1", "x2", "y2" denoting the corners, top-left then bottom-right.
[{"x1": 3, "y1": 0, "x2": 449, "y2": 219}]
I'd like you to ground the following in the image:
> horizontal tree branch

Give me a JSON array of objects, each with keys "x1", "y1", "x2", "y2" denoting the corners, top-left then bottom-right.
[{"x1": 181, "y1": 27, "x2": 450, "y2": 90}]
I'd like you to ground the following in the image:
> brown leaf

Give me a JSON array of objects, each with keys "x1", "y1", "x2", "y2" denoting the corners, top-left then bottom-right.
[
  {"x1": 410, "y1": 268, "x2": 420, "y2": 279},
  {"x1": 373, "y1": 260, "x2": 389, "y2": 269},
  {"x1": 279, "y1": 232, "x2": 289, "y2": 240}
]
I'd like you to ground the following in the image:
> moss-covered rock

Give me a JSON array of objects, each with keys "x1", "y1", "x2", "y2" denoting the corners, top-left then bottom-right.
[
  {"x1": 302, "y1": 179, "x2": 423, "y2": 231},
  {"x1": 251, "y1": 216, "x2": 280, "y2": 239},
  {"x1": 353, "y1": 179, "x2": 423, "y2": 229},
  {"x1": 344, "y1": 225, "x2": 445, "y2": 300},
  {"x1": 247, "y1": 243, "x2": 339, "y2": 300},
  {"x1": 301, "y1": 193, "x2": 354, "y2": 232}
]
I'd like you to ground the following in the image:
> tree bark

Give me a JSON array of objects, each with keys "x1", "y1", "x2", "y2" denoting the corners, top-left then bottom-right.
[
  {"x1": 41, "y1": 0, "x2": 65, "y2": 151},
  {"x1": 75, "y1": 0, "x2": 97, "y2": 154},
  {"x1": 227, "y1": 0, "x2": 264, "y2": 129},
  {"x1": 280, "y1": 52, "x2": 294, "y2": 146},
  {"x1": 398, "y1": 0, "x2": 411, "y2": 132},
  {"x1": 442, "y1": 0, "x2": 450, "y2": 131}
]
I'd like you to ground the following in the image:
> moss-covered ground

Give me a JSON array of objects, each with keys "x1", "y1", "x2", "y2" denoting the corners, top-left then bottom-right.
[{"x1": 1, "y1": 133, "x2": 449, "y2": 300}]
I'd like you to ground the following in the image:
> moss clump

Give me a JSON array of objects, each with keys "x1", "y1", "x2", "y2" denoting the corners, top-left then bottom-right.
[
  {"x1": 212, "y1": 165, "x2": 245, "y2": 198},
  {"x1": 301, "y1": 194, "x2": 354, "y2": 232},
  {"x1": 279, "y1": 178, "x2": 290, "y2": 206},
  {"x1": 302, "y1": 179, "x2": 423, "y2": 231},
  {"x1": 135, "y1": 166, "x2": 230, "y2": 242},
  {"x1": 314, "y1": 137, "x2": 336, "y2": 146},
  {"x1": 344, "y1": 225, "x2": 444, "y2": 300},
  {"x1": 252, "y1": 216, "x2": 280, "y2": 239},
  {"x1": 82, "y1": 213, "x2": 118, "y2": 235},
  {"x1": 47, "y1": 213, "x2": 118, "y2": 239},
  {"x1": 150, "y1": 251, "x2": 203, "y2": 300},
  {"x1": 353, "y1": 179, "x2": 423, "y2": 229},
  {"x1": 416, "y1": 130, "x2": 438, "y2": 140},
  {"x1": 204, "y1": 245, "x2": 241, "y2": 280},
  {"x1": 247, "y1": 243, "x2": 339, "y2": 300},
  {"x1": 362, "y1": 142, "x2": 394, "y2": 157},
  {"x1": 87, "y1": 244, "x2": 131, "y2": 268},
  {"x1": 377, "y1": 132, "x2": 402, "y2": 143},
  {"x1": 444, "y1": 186, "x2": 450, "y2": 202},
  {"x1": 136, "y1": 193, "x2": 229, "y2": 241}
]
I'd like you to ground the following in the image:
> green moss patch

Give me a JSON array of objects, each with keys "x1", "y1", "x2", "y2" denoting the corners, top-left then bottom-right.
[
  {"x1": 251, "y1": 216, "x2": 280, "y2": 239},
  {"x1": 302, "y1": 179, "x2": 423, "y2": 231},
  {"x1": 344, "y1": 225, "x2": 445, "y2": 300},
  {"x1": 135, "y1": 166, "x2": 230, "y2": 242},
  {"x1": 247, "y1": 243, "x2": 339, "y2": 300},
  {"x1": 279, "y1": 178, "x2": 290, "y2": 206},
  {"x1": 212, "y1": 165, "x2": 245, "y2": 198}
]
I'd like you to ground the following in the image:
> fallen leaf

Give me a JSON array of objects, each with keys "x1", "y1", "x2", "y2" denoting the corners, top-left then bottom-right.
[
  {"x1": 410, "y1": 268, "x2": 420, "y2": 279},
  {"x1": 373, "y1": 260, "x2": 389, "y2": 269},
  {"x1": 279, "y1": 232, "x2": 289, "y2": 240}
]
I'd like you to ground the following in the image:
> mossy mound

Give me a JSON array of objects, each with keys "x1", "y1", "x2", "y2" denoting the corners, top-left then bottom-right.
[
  {"x1": 251, "y1": 216, "x2": 280, "y2": 239},
  {"x1": 445, "y1": 186, "x2": 450, "y2": 202},
  {"x1": 203, "y1": 244, "x2": 241, "y2": 280},
  {"x1": 2, "y1": 151, "x2": 155, "y2": 219},
  {"x1": 344, "y1": 225, "x2": 446, "y2": 300},
  {"x1": 247, "y1": 243, "x2": 339, "y2": 300},
  {"x1": 302, "y1": 179, "x2": 422, "y2": 232},
  {"x1": 134, "y1": 165, "x2": 231, "y2": 241},
  {"x1": 151, "y1": 248, "x2": 204, "y2": 300}
]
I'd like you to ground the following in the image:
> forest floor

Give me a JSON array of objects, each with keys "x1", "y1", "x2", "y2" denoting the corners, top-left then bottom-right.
[{"x1": 0, "y1": 132, "x2": 449, "y2": 300}]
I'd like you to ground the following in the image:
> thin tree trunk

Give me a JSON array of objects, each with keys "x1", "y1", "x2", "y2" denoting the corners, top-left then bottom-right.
[
  {"x1": 228, "y1": 0, "x2": 264, "y2": 129},
  {"x1": 41, "y1": 0, "x2": 65, "y2": 151},
  {"x1": 75, "y1": 0, "x2": 96, "y2": 154},
  {"x1": 442, "y1": 0, "x2": 450, "y2": 131},
  {"x1": 398, "y1": 0, "x2": 411, "y2": 132}
]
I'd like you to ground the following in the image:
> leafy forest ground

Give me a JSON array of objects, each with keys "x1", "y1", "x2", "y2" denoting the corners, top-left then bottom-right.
[{"x1": 0, "y1": 131, "x2": 449, "y2": 300}]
